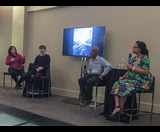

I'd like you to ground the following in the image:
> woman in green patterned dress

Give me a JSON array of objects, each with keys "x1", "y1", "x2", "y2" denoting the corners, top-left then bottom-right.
[{"x1": 109, "y1": 41, "x2": 153, "y2": 117}]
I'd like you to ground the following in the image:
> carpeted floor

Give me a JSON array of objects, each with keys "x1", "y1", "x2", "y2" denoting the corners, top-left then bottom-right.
[
  {"x1": 0, "y1": 86, "x2": 160, "y2": 126},
  {"x1": 61, "y1": 98, "x2": 80, "y2": 105}
]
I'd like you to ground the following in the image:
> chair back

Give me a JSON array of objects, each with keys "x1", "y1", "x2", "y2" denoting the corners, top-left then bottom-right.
[
  {"x1": 149, "y1": 76, "x2": 155, "y2": 92},
  {"x1": 135, "y1": 76, "x2": 155, "y2": 93},
  {"x1": 27, "y1": 63, "x2": 34, "y2": 71},
  {"x1": 40, "y1": 67, "x2": 51, "y2": 89},
  {"x1": 46, "y1": 67, "x2": 50, "y2": 78}
]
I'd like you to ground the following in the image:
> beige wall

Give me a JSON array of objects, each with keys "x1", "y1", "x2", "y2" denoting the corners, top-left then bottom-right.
[
  {"x1": 0, "y1": 6, "x2": 160, "y2": 113},
  {"x1": 11, "y1": 6, "x2": 26, "y2": 55},
  {"x1": 0, "y1": 6, "x2": 13, "y2": 80},
  {"x1": 0, "y1": 6, "x2": 27, "y2": 87}
]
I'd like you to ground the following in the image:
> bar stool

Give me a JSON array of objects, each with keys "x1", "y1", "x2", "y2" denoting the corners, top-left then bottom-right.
[
  {"x1": 26, "y1": 66, "x2": 51, "y2": 99},
  {"x1": 3, "y1": 72, "x2": 21, "y2": 96},
  {"x1": 120, "y1": 76, "x2": 155, "y2": 124},
  {"x1": 79, "y1": 75, "x2": 107, "y2": 117}
]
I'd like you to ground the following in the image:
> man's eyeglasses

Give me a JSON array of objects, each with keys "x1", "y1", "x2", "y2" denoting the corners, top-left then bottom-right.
[{"x1": 133, "y1": 46, "x2": 139, "y2": 49}]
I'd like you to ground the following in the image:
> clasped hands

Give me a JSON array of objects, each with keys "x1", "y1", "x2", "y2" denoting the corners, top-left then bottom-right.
[
  {"x1": 82, "y1": 70, "x2": 103, "y2": 80},
  {"x1": 10, "y1": 58, "x2": 15, "y2": 62},
  {"x1": 36, "y1": 66, "x2": 43, "y2": 72}
]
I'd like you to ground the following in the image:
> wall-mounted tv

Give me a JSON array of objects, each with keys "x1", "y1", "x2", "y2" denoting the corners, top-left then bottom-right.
[{"x1": 62, "y1": 26, "x2": 106, "y2": 57}]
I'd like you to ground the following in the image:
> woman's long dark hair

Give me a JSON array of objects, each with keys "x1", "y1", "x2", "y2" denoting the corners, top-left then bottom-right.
[{"x1": 136, "y1": 41, "x2": 149, "y2": 56}]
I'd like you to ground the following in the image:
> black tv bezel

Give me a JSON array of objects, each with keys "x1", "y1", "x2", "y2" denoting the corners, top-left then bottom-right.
[{"x1": 62, "y1": 26, "x2": 106, "y2": 57}]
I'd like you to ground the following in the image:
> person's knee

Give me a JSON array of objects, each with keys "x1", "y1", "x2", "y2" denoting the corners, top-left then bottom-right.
[
  {"x1": 78, "y1": 78, "x2": 82, "y2": 83},
  {"x1": 9, "y1": 73, "x2": 14, "y2": 76},
  {"x1": 22, "y1": 73, "x2": 30, "y2": 79},
  {"x1": 11, "y1": 73, "x2": 17, "y2": 78},
  {"x1": 86, "y1": 80, "x2": 94, "y2": 85},
  {"x1": 22, "y1": 73, "x2": 26, "y2": 78},
  {"x1": 9, "y1": 71, "x2": 16, "y2": 75}
]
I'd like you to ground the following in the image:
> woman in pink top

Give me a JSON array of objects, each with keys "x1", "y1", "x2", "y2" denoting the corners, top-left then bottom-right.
[{"x1": 5, "y1": 46, "x2": 25, "y2": 88}]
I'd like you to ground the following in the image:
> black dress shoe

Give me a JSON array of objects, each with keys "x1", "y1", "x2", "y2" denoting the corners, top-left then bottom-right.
[
  {"x1": 80, "y1": 100, "x2": 91, "y2": 107},
  {"x1": 109, "y1": 109, "x2": 122, "y2": 117},
  {"x1": 80, "y1": 100, "x2": 85, "y2": 105},
  {"x1": 15, "y1": 83, "x2": 22, "y2": 89}
]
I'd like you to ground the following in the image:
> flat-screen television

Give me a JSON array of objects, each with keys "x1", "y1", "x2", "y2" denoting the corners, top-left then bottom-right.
[{"x1": 62, "y1": 26, "x2": 106, "y2": 57}]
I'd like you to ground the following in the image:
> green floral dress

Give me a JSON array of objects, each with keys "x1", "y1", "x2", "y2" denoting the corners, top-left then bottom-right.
[{"x1": 110, "y1": 55, "x2": 153, "y2": 97}]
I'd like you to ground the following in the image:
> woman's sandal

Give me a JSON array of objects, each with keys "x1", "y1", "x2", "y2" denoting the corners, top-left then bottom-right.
[{"x1": 109, "y1": 106, "x2": 122, "y2": 117}]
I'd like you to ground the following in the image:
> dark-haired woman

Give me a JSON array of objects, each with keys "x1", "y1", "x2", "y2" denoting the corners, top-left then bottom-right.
[
  {"x1": 109, "y1": 41, "x2": 153, "y2": 117},
  {"x1": 5, "y1": 46, "x2": 25, "y2": 88}
]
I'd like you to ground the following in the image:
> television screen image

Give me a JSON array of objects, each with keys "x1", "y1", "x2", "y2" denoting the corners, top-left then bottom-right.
[{"x1": 62, "y1": 26, "x2": 106, "y2": 57}]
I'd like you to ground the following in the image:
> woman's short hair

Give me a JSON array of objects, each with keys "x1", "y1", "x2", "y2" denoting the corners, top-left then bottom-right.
[
  {"x1": 39, "y1": 45, "x2": 46, "y2": 50},
  {"x1": 8, "y1": 46, "x2": 17, "y2": 55}
]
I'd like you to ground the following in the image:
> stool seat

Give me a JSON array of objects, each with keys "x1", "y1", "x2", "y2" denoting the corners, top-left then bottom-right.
[
  {"x1": 3, "y1": 72, "x2": 11, "y2": 75},
  {"x1": 41, "y1": 76, "x2": 49, "y2": 79},
  {"x1": 3, "y1": 72, "x2": 21, "y2": 76}
]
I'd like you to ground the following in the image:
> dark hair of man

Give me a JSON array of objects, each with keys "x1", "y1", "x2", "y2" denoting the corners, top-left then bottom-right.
[
  {"x1": 136, "y1": 41, "x2": 149, "y2": 56},
  {"x1": 8, "y1": 46, "x2": 17, "y2": 55},
  {"x1": 39, "y1": 45, "x2": 46, "y2": 50}
]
